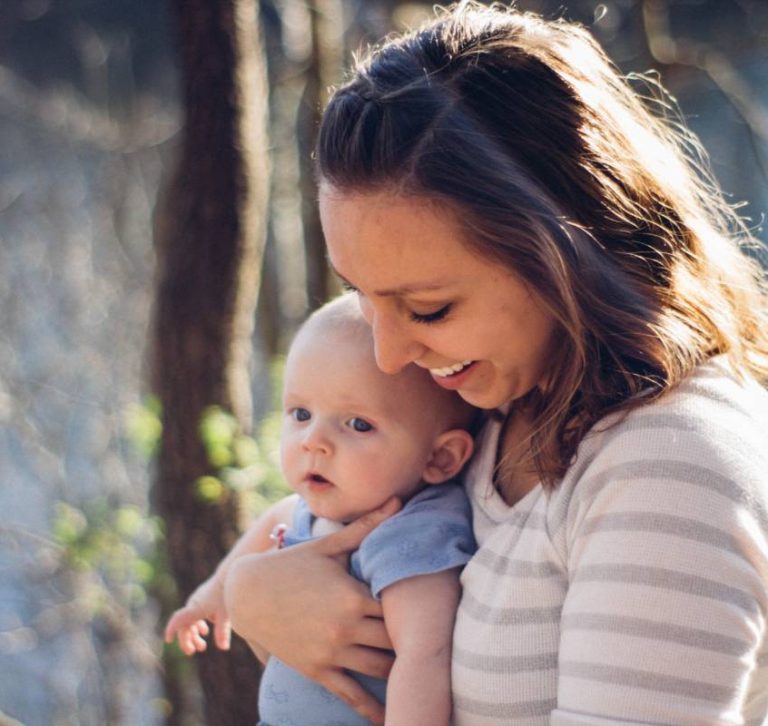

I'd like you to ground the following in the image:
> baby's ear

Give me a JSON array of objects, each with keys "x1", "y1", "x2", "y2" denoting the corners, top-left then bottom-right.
[{"x1": 422, "y1": 429, "x2": 475, "y2": 484}]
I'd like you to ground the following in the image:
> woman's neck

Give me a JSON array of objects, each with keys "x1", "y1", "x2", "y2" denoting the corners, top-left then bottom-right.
[{"x1": 494, "y1": 408, "x2": 540, "y2": 505}]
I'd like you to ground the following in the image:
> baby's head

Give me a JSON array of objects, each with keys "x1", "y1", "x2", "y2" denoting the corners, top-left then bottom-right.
[{"x1": 280, "y1": 294, "x2": 477, "y2": 522}]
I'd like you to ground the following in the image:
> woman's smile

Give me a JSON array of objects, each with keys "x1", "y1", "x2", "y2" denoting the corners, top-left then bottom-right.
[
  {"x1": 426, "y1": 360, "x2": 479, "y2": 390},
  {"x1": 428, "y1": 360, "x2": 475, "y2": 378}
]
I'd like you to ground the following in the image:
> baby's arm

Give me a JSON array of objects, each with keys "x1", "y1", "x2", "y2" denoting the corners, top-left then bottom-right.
[
  {"x1": 164, "y1": 493, "x2": 298, "y2": 655},
  {"x1": 380, "y1": 568, "x2": 461, "y2": 726}
]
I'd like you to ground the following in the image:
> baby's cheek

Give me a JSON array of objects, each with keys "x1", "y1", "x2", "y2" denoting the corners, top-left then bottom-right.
[{"x1": 278, "y1": 437, "x2": 296, "y2": 472}]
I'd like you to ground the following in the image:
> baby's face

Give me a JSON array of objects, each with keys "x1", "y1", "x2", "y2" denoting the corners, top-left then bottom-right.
[{"x1": 280, "y1": 325, "x2": 452, "y2": 522}]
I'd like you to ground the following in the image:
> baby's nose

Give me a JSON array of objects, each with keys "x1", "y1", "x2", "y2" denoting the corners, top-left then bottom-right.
[{"x1": 301, "y1": 423, "x2": 332, "y2": 454}]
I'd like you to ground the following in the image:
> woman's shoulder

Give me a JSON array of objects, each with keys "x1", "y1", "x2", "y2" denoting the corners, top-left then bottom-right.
[
  {"x1": 658, "y1": 355, "x2": 768, "y2": 422},
  {"x1": 553, "y1": 357, "x2": 768, "y2": 533},
  {"x1": 579, "y1": 356, "x2": 767, "y2": 472}
]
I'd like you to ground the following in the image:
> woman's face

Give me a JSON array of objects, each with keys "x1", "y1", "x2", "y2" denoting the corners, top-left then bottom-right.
[{"x1": 320, "y1": 188, "x2": 558, "y2": 410}]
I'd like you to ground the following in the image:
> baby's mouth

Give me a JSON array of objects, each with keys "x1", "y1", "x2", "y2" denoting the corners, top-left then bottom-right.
[{"x1": 306, "y1": 472, "x2": 333, "y2": 488}]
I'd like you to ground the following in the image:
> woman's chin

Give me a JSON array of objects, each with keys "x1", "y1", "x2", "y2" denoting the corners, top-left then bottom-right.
[
  {"x1": 455, "y1": 379, "x2": 514, "y2": 410},
  {"x1": 457, "y1": 390, "x2": 505, "y2": 410}
]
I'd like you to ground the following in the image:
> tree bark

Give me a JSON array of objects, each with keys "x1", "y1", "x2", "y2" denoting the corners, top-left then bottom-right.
[
  {"x1": 298, "y1": 0, "x2": 344, "y2": 311},
  {"x1": 153, "y1": 0, "x2": 269, "y2": 723}
]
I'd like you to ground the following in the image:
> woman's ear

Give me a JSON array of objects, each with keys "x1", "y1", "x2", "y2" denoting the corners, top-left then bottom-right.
[{"x1": 422, "y1": 429, "x2": 475, "y2": 484}]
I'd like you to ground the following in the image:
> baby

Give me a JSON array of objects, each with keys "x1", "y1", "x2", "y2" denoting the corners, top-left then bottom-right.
[{"x1": 164, "y1": 294, "x2": 477, "y2": 725}]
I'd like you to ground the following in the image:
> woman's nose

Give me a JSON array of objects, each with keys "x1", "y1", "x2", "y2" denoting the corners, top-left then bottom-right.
[{"x1": 371, "y1": 314, "x2": 425, "y2": 374}]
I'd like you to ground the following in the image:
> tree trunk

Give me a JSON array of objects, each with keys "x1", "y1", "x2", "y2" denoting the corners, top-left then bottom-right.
[
  {"x1": 153, "y1": 0, "x2": 269, "y2": 723},
  {"x1": 298, "y1": 0, "x2": 344, "y2": 311}
]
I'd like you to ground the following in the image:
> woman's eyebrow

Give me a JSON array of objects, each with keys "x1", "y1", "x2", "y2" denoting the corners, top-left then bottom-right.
[{"x1": 330, "y1": 266, "x2": 449, "y2": 297}]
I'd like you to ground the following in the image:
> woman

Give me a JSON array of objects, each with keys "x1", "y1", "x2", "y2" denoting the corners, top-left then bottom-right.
[{"x1": 226, "y1": 4, "x2": 768, "y2": 723}]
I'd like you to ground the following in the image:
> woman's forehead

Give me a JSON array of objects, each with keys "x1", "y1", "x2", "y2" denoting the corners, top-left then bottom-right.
[{"x1": 320, "y1": 192, "x2": 485, "y2": 286}]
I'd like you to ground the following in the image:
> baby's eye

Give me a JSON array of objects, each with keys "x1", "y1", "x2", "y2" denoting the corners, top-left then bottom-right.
[
  {"x1": 291, "y1": 408, "x2": 311, "y2": 422},
  {"x1": 347, "y1": 417, "x2": 373, "y2": 433}
]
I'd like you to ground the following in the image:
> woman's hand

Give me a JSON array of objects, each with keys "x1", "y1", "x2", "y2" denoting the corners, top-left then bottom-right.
[{"x1": 224, "y1": 498, "x2": 400, "y2": 726}]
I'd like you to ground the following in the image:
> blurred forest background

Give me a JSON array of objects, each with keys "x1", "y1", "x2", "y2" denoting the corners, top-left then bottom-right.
[{"x1": 1, "y1": 0, "x2": 766, "y2": 724}]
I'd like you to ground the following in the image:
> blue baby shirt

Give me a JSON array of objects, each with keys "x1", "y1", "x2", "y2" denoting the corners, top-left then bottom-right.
[{"x1": 257, "y1": 482, "x2": 476, "y2": 726}]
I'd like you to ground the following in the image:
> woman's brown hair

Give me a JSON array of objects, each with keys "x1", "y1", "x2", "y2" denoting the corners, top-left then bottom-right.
[{"x1": 315, "y1": 2, "x2": 768, "y2": 493}]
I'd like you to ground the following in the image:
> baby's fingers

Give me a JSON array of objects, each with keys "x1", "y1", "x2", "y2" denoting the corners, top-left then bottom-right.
[
  {"x1": 171, "y1": 621, "x2": 209, "y2": 656},
  {"x1": 164, "y1": 610, "x2": 188, "y2": 643},
  {"x1": 174, "y1": 627, "x2": 195, "y2": 656},
  {"x1": 214, "y1": 615, "x2": 232, "y2": 651},
  {"x1": 164, "y1": 607, "x2": 203, "y2": 643},
  {"x1": 190, "y1": 622, "x2": 209, "y2": 652}
]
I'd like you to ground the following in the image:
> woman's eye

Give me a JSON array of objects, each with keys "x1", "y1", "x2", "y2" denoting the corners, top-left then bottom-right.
[
  {"x1": 410, "y1": 304, "x2": 451, "y2": 324},
  {"x1": 348, "y1": 417, "x2": 373, "y2": 433},
  {"x1": 341, "y1": 280, "x2": 359, "y2": 294},
  {"x1": 291, "y1": 408, "x2": 311, "y2": 422}
]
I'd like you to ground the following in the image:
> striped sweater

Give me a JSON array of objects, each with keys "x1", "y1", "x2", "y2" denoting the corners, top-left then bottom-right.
[{"x1": 451, "y1": 357, "x2": 768, "y2": 725}]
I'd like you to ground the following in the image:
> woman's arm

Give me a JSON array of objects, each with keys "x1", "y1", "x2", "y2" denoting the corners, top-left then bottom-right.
[
  {"x1": 224, "y1": 498, "x2": 401, "y2": 726},
  {"x1": 380, "y1": 569, "x2": 461, "y2": 726}
]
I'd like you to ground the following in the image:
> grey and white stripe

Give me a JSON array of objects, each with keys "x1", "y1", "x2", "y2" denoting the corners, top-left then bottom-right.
[{"x1": 452, "y1": 358, "x2": 768, "y2": 725}]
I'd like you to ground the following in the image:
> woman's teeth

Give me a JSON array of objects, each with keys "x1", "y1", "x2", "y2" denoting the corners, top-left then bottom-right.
[{"x1": 429, "y1": 360, "x2": 473, "y2": 378}]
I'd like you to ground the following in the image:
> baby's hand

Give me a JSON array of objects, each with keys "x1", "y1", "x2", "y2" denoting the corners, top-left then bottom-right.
[{"x1": 164, "y1": 576, "x2": 231, "y2": 656}]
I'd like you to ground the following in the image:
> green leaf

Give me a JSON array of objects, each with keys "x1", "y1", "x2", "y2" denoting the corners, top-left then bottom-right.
[
  {"x1": 123, "y1": 398, "x2": 163, "y2": 459},
  {"x1": 114, "y1": 506, "x2": 143, "y2": 538},
  {"x1": 52, "y1": 502, "x2": 88, "y2": 545},
  {"x1": 196, "y1": 475, "x2": 225, "y2": 503},
  {"x1": 207, "y1": 443, "x2": 233, "y2": 468},
  {"x1": 199, "y1": 406, "x2": 237, "y2": 451},
  {"x1": 233, "y1": 435, "x2": 260, "y2": 467}
]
